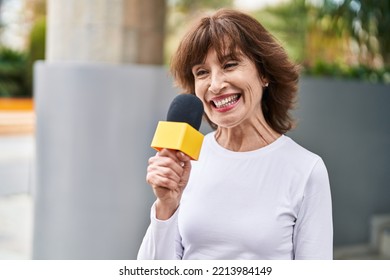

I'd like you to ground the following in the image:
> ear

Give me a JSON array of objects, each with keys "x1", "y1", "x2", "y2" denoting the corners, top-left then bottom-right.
[{"x1": 261, "y1": 77, "x2": 269, "y2": 87}]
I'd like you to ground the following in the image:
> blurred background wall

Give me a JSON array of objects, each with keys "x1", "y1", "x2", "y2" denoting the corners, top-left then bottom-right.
[
  {"x1": 0, "y1": 0, "x2": 389, "y2": 259},
  {"x1": 288, "y1": 78, "x2": 390, "y2": 257}
]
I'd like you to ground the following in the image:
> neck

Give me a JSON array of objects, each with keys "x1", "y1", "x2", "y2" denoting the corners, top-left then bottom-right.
[{"x1": 214, "y1": 117, "x2": 281, "y2": 152}]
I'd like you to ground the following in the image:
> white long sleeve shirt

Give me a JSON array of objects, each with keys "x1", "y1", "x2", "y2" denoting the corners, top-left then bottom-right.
[{"x1": 138, "y1": 133, "x2": 333, "y2": 260}]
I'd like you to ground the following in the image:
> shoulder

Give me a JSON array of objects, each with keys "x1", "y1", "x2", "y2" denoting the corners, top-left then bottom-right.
[
  {"x1": 278, "y1": 135, "x2": 321, "y2": 162},
  {"x1": 276, "y1": 136, "x2": 328, "y2": 177},
  {"x1": 281, "y1": 136, "x2": 318, "y2": 158}
]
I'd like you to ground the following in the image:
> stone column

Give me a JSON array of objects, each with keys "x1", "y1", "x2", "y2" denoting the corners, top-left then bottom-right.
[
  {"x1": 46, "y1": 0, "x2": 165, "y2": 64},
  {"x1": 33, "y1": 0, "x2": 170, "y2": 259}
]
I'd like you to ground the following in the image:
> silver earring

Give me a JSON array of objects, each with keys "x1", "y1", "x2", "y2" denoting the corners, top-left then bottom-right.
[{"x1": 264, "y1": 82, "x2": 269, "y2": 87}]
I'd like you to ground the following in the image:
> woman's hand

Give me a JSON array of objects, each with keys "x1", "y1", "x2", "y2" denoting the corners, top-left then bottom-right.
[{"x1": 146, "y1": 149, "x2": 192, "y2": 220}]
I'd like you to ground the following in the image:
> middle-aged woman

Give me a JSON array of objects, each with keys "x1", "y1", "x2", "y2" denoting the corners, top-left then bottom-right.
[{"x1": 138, "y1": 8, "x2": 333, "y2": 260}]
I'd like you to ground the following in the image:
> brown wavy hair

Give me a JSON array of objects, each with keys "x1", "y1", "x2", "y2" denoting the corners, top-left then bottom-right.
[{"x1": 170, "y1": 9, "x2": 299, "y2": 134}]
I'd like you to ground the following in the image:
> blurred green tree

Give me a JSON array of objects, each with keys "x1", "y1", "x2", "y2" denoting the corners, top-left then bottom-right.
[
  {"x1": 0, "y1": 0, "x2": 46, "y2": 98},
  {"x1": 315, "y1": 0, "x2": 390, "y2": 67},
  {"x1": 172, "y1": 0, "x2": 233, "y2": 13},
  {"x1": 249, "y1": 0, "x2": 389, "y2": 82},
  {"x1": 0, "y1": 47, "x2": 27, "y2": 97},
  {"x1": 251, "y1": 0, "x2": 308, "y2": 63}
]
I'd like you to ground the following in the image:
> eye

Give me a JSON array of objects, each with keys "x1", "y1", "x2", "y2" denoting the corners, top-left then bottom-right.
[
  {"x1": 224, "y1": 61, "x2": 238, "y2": 69},
  {"x1": 194, "y1": 69, "x2": 208, "y2": 77}
]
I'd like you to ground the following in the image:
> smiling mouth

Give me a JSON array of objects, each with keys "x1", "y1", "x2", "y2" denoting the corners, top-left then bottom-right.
[{"x1": 211, "y1": 94, "x2": 241, "y2": 109}]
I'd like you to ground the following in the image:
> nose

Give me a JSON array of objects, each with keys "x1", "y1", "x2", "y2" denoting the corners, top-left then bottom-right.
[{"x1": 208, "y1": 70, "x2": 225, "y2": 94}]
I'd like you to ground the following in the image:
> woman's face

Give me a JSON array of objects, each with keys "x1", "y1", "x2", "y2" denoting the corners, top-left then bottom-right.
[{"x1": 192, "y1": 48, "x2": 267, "y2": 130}]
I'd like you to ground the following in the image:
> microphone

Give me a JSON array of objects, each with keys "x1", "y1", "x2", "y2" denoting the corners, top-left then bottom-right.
[{"x1": 151, "y1": 94, "x2": 204, "y2": 160}]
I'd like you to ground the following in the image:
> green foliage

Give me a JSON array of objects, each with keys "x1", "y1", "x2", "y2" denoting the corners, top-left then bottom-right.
[
  {"x1": 0, "y1": 18, "x2": 45, "y2": 98},
  {"x1": 303, "y1": 60, "x2": 390, "y2": 84},
  {"x1": 0, "y1": 3, "x2": 46, "y2": 98},
  {"x1": 26, "y1": 16, "x2": 46, "y2": 97},
  {"x1": 0, "y1": 47, "x2": 28, "y2": 97},
  {"x1": 251, "y1": 0, "x2": 308, "y2": 62},
  {"x1": 172, "y1": 0, "x2": 233, "y2": 13},
  {"x1": 248, "y1": 0, "x2": 389, "y2": 83},
  {"x1": 315, "y1": 0, "x2": 390, "y2": 66},
  {"x1": 302, "y1": 0, "x2": 390, "y2": 82}
]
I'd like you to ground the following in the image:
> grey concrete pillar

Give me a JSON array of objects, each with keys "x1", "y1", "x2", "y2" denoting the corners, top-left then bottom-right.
[
  {"x1": 33, "y1": 62, "x2": 177, "y2": 259},
  {"x1": 46, "y1": 0, "x2": 166, "y2": 64},
  {"x1": 33, "y1": 0, "x2": 170, "y2": 259}
]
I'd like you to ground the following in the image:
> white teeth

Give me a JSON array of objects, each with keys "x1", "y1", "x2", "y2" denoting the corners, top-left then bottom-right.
[{"x1": 214, "y1": 94, "x2": 239, "y2": 108}]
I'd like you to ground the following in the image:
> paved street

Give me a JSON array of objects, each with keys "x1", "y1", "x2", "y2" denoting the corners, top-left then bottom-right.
[
  {"x1": 0, "y1": 193, "x2": 33, "y2": 259},
  {"x1": 0, "y1": 111, "x2": 35, "y2": 259},
  {"x1": 0, "y1": 135, "x2": 34, "y2": 196}
]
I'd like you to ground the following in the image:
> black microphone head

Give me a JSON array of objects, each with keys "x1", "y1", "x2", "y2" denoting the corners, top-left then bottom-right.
[{"x1": 166, "y1": 94, "x2": 204, "y2": 130}]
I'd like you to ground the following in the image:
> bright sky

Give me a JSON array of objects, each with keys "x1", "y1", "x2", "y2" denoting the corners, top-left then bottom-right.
[{"x1": 0, "y1": 0, "x2": 28, "y2": 49}]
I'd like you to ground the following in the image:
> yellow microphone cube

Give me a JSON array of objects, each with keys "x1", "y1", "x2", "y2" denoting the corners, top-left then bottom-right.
[{"x1": 151, "y1": 121, "x2": 204, "y2": 160}]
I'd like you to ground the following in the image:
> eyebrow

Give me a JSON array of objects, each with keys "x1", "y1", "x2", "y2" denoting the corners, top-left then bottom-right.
[
  {"x1": 192, "y1": 52, "x2": 240, "y2": 69},
  {"x1": 219, "y1": 53, "x2": 238, "y2": 62}
]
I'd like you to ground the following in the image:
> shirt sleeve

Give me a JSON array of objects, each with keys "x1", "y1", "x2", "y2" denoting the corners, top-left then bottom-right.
[
  {"x1": 293, "y1": 157, "x2": 333, "y2": 259},
  {"x1": 137, "y1": 201, "x2": 183, "y2": 260}
]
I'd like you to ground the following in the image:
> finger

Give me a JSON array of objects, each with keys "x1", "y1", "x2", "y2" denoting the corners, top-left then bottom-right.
[
  {"x1": 146, "y1": 172, "x2": 180, "y2": 190},
  {"x1": 147, "y1": 164, "x2": 181, "y2": 184},
  {"x1": 158, "y1": 149, "x2": 183, "y2": 164},
  {"x1": 149, "y1": 153, "x2": 184, "y2": 177}
]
